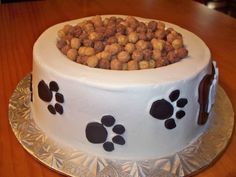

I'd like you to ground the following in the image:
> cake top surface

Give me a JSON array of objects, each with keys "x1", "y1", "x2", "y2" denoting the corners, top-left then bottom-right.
[{"x1": 33, "y1": 15, "x2": 211, "y2": 88}]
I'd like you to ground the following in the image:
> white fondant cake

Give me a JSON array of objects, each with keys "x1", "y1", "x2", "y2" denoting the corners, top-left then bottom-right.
[{"x1": 32, "y1": 15, "x2": 218, "y2": 160}]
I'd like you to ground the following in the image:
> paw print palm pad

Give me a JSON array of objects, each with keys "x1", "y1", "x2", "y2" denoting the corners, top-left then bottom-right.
[
  {"x1": 150, "y1": 89, "x2": 188, "y2": 130},
  {"x1": 85, "y1": 115, "x2": 126, "y2": 152},
  {"x1": 86, "y1": 122, "x2": 108, "y2": 143},
  {"x1": 150, "y1": 99, "x2": 173, "y2": 120},
  {"x1": 38, "y1": 80, "x2": 53, "y2": 102}
]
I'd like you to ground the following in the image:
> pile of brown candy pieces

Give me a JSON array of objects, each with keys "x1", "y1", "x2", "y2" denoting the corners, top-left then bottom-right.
[{"x1": 57, "y1": 16, "x2": 188, "y2": 70}]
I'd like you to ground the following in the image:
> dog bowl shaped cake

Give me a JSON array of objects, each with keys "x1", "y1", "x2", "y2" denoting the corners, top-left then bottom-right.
[{"x1": 32, "y1": 15, "x2": 218, "y2": 160}]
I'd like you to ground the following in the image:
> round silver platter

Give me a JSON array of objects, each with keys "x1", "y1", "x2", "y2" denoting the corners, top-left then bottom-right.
[{"x1": 9, "y1": 74, "x2": 234, "y2": 177}]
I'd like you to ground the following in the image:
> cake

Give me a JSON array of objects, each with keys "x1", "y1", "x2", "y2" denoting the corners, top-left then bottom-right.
[{"x1": 32, "y1": 15, "x2": 218, "y2": 160}]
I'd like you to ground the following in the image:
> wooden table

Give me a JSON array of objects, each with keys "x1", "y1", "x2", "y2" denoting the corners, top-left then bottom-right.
[{"x1": 0, "y1": 0, "x2": 236, "y2": 176}]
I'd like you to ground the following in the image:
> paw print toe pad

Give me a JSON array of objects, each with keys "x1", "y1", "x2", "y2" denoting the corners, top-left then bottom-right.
[
  {"x1": 112, "y1": 135, "x2": 125, "y2": 145},
  {"x1": 101, "y1": 115, "x2": 115, "y2": 127},
  {"x1": 165, "y1": 118, "x2": 176, "y2": 129},
  {"x1": 55, "y1": 93, "x2": 64, "y2": 103},
  {"x1": 112, "y1": 124, "x2": 125, "y2": 134},
  {"x1": 177, "y1": 98, "x2": 188, "y2": 108},
  {"x1": 55, "y1": 103, "x2": 63, "y2": 114},
  {"x1": 103, "y1": 141, "x2": 114, "y2": 152},
  {"x1": 48, "y1": 104, "x2": 56, "y2": 114},
  {"x1": 169, "y1": 90, "x2": 180, "y2": 102},
  {"x1": 49, "y1": 81, "x2": 59, "y2": 92},
  {"x1": 176, "y1": 110, "x2": 185, "y2": 119}
]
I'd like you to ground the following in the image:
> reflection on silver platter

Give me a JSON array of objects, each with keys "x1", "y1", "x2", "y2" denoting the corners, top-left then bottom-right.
[{"x1": 9, "y1": 74, "x2": 234, "y2": 177}]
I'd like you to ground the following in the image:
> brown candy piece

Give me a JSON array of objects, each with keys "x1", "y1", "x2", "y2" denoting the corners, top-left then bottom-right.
[{"x1": 57, "y1": 16, "x2": 189, "y2": 70}]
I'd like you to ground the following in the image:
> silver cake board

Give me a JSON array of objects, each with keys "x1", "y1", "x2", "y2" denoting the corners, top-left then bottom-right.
[{"x1": 8, "y1": 74, "x2": 234, "y2": 177}]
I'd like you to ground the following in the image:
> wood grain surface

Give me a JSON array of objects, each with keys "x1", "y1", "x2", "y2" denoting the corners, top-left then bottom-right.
[{"x1": 0, "y1": 0, "x2": 236, "y2": 176}]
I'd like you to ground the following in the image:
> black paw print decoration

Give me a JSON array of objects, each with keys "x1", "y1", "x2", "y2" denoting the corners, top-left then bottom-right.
[
  {"x1": 38, "y1": 80, "x2": 64, "y2": 115},
  {"x1": 149, "y1": 89, "x2": 188, "y2": 129},
  {"x1": 85, "y1": 115, "x2": 126, "y2": 152}
]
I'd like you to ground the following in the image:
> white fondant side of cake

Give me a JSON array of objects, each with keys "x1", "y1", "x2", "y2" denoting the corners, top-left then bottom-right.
[{"x1": 32, "y1": 15, "x2": 212, "y2": 160}]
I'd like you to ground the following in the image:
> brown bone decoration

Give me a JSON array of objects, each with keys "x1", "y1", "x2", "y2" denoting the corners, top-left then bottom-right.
[{"x1": 198, "y1": 63, "x2": 215, "y2": 125}]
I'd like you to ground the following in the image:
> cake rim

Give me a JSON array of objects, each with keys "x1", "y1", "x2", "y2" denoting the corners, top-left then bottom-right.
[{"x1": 33, "y1": 15, "x2": 211, "y2": 89}]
